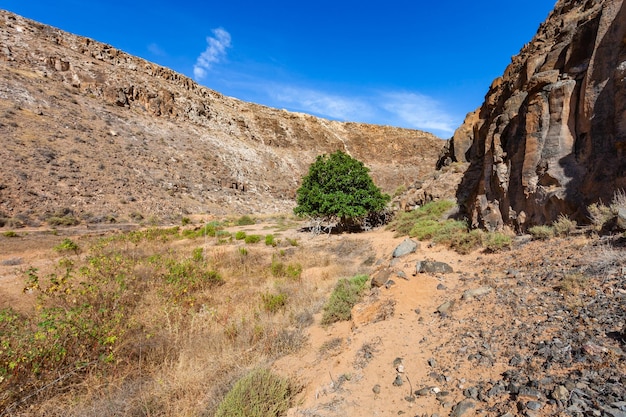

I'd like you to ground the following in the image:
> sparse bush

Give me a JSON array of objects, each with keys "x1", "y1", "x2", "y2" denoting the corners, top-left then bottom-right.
[
  {"x1": 388, "y1": 199, "x2": 456, "y2": 236},
  {"x1": 553, "y1": 215, "x2": 577, "y2": 236},
  {"x1": 483, "y1": 232, "x2": 511, "y2": 253},
  {"x1": 286, "y1": 238, "x2": 298, "y2": 247},
  {"x1": 286, "y1": 263, "x2": 303, "y2": 280},
  {"x1": 54, "y1": 238, "x2": 79, "y2": 254},
  {"x1": 236, "y1": 215, "x2": 256, "y2": 226},
  {"x1": 529, "y1": 225, "x2": 555, "y2": 240},
  {"x1": 181, "y1": 216, "x2": 191, "y2": 226},
  {"x1": 245, "y1": 234, "x2": 261, "y2": 244},
  {"x1": 321, "y1": 274, "x2": 369, "y2": 325},
  {"x1": 215, "y1": 368, "x2": 293, "y2": 417},
  {"x1": 261, "y1": 292, "x2": 287, "y2": 313},
  {"x1": 129, "y1": 211, "x2": 144, "y2": 222},
  {"x1": 3, "y1": 231, "x2": 18, "y2": 238},
  {"x1": 265, "y1": 234, "x2": 277, "y2": 246},
  {"x1": 235, "y1": 231, "x2": 247, "y2": 240},
  {"x1": 449, "y1": 229, "x2": 484, "y2": 254},
  {"x1": 47, "y1": 215, "x2": 79, "y2": 227}
]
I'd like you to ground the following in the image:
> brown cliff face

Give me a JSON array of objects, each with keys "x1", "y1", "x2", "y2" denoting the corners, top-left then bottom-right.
[
  {"x1": 0, "y1": 10, "x2": 443, "y2": 225},
  {"x1": 446, "y1": 0, "x2": 626, "y2": 230}
]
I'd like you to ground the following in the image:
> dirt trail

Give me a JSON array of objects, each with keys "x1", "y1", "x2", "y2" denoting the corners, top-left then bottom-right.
[{"x1": 276, "y1": 230, "x2": 508, "y2": 416}]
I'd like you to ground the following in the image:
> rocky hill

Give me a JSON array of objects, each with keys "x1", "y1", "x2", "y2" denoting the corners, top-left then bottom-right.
[
  {"x1": 0, "y1": 10, "x2": 443, "y2": 226},
  {"x1": 441, "y1": 0, "x2": 626, "y2": 230}
]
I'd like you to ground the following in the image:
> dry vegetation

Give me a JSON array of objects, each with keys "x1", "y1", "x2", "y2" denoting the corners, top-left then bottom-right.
[{"x1": 0, "y1": 216, "x2": 374, "y2": 416}]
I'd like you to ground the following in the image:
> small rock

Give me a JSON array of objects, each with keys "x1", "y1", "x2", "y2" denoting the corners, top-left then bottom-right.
[
  {"x1": 428, "y1": 358, "x2": 437, "y2": 368},
  {"x1": 393, "y1": 374, "x2": 404, "y2": 386},
  {"x1": 552, "y1": 385, "x2": 569, "y2": 401},
  {"x1": 393, "y1": 238, "x2": 419, "y2": 258},
  {"x1": 371, "y1": 268, "x2": 393, "y2": 287},
  {"x1": 462, "y1": 286, "x2": 493, "y2": 300},
  {"x1": 416, "y1": 260, "x2": 453, "y2": 275},
  {"x1": 451, "y1": 399, "x2": 475, "y2": 417},
  {"x1": 397, "y1": 270, "x2": 409, "y2": 280},
  {"x1": 372, "y1": 384, "x2": 381, "y2": 394},
  {"x1": 526, "y1": 401, "x2": 543, "y2": 411},
  {"x1": 437, "y1": 283, "x2": 447, "y2": 290},
  {"x1": 437, "y1": 300, "x2": 455, "y2": 314},
  {"x1": 396, "y1": 364, "x2": 405, "y2": 373},
  {"x1": 415, "y1": 387, "x2": 431, "y2": 396}
]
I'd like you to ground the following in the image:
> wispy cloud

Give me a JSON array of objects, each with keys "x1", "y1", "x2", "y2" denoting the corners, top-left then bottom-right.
[
  {"x1": 380, "y1": 92, "x2": 456, "y2": 135},
  {"x1": 193, "y1": 28, "x2": 232, "y2": 80},
  {"x1": 147, "y1": 43, "x2": 166, "y2": 57},
  {"x1": 259, "y1": 84, "x2": 457, "y2": 137},
  {"x1": 268, "y1": 86, "x2": 373, "y2": 121}
]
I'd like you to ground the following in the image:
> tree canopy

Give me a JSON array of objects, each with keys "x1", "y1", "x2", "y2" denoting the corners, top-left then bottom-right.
[{"x1": 294, "y1": 150, "x2": 390, "y2": 230}]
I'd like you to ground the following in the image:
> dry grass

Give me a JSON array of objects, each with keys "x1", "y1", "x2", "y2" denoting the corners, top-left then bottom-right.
[{"x1": 1, "y1": 219, "x2": 367, "y2": 417}]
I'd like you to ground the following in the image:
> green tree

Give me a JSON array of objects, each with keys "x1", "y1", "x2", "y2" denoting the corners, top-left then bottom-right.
[{"x1": 294, "y1": 150, "x2": 390, "y2": 231}]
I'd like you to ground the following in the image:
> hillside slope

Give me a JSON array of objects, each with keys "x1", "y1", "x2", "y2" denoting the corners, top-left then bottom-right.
[{"x1": 0, "y1": 10, "x2": 443, "y2": 225}]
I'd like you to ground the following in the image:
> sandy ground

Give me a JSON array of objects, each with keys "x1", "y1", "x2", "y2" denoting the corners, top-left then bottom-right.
[{"x1": 272, "y1": 229, "x2": 509, "y2": 417}]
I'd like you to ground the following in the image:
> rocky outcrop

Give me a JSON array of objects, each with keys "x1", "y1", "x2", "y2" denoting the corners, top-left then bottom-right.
[
  {"x1": 0, "y1": 10, "x2": 443, "y2": 223},
  {"x1": 444, "y1": 0, "x2": 626, "y2": 230}
]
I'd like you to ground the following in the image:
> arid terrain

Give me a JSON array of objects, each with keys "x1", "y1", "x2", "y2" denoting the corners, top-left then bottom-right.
[
  {"x1": 0, "y1": 217, "x2": 624, "y2": 416},
  {"x1": 2, "y1": 0, "x2": 626, "y2": 416}
]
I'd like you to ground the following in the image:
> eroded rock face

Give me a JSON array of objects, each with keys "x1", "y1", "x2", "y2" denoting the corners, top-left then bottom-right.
[{"x1": 445, "y1": 0, "x2": 626, "y2": 230}]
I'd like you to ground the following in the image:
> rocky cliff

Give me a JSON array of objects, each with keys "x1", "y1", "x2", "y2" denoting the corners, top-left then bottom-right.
[
  {"x1": 443, "y1": 0, "x2": 626, "y2": 230},
  {"x1": 0, "y1": 10, "x2": 443, "y2": 225}
]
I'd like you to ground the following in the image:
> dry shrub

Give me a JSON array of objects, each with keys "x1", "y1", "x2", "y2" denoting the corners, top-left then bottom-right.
[
  {"x1": 553, "y1": 214, "x2": 577, "y2": 236},
  {"x1": 2, "y1": 223, "x2": 327, "y2": 416}
]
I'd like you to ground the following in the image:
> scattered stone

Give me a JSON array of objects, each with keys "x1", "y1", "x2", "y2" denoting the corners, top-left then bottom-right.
[
  {"x1": 552, "y1": 385, "x2": 569, "y2": 401},
  {"x1": 385, "y1": 279, "x2": 396, "y2": 289},
  {"x1": 428, "y1": 358, "x2": 437, "y2": 368},
  {"x1": 397, "y1": 270, "x2": 409, "y2": 280},
  {"x1": 415, "y1": 387, "x2": 431, "y2": 396},
  {"x1": 372, "y1": 384, "x2": 381, "y2": 394},
  {"x1": 416, "y1": 260, "x2": 453, "y2": 275},
  {"x1": 437, "y1": 283, "x2": 447, "y2": 290},
  {"x1": 371, "y1": 267, "x2": 393, "y2": 287},
  {"x1": 393, "y1": 374, "x2": 403, "y2": 386},
  {"x1": 396, "y1": 364, "x2": 405, "y2": 373},
  {"x1": 393, "y1": 238, "x2": 419, "y2": 258},
  {"x1": 451, "y1": 399, "x2": 475, "y2": 417},
  {"x1": 526, "y1": 401, "x2": 543, "y2": 411},
  {"x1": 437, "y1": 300, "x2": 455, "y2": 315},
  {"x1": 462, "y1": 286, "x2": 493, "y2": 300}
]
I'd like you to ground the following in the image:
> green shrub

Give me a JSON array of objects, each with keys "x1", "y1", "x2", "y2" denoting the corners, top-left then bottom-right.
[
  {"x1": 294, "y1": 150, "x2": 390, "y2": 229},
  {"x1": 449, "y1": 229, "x2": 484, "y2": 254},
  {"x1": 483, "y1": 232, "x2": 512, "y2": 253},
  {"x1": 245, "y1": 234, "x2": 261, "y2": 244},
  {"x1": 321, "y1": 274, "x2": 369, "y2": 325},
  {"x1": 192, "y1": 247, "x2": 204, "y2": 262},
  {"x1": 286, "y1": 238, "x2": 299, "y2": 247},
  {"x1": 265, "y1": 234, "x2": 277, "y2": 246},
  {"x1": 3, "y1": 231, "x2": 18, "y2": 238},
  {"x1": 235, "y1": 231, "x2": 247, "y2": 240},
  {"x1": 553, "y1": 215, "x2": 577, "y2": 236},
  {"x1": 286, "y1": 263, "x2": 303, "y2": 280},
  {"x1": 389, "y1": 200, "x2": 456, "y2": 236},
  {"x1": 181, "y1": 217, "x2": 191, "y2": 226},
  {"x1": 54, "y1": 238, "x2": 79, "y2": 253},
  {"x1": 529, "y1": 225, "x2": 554, "y2": 240},
  {"x1": 47, "y1": 216, "x2": 79, "y2": 227},
  {"x1": 215, "y1": 368, "x2": 292, "y2": 417},
  {"x1": 261, "y1": 292, "x2": 287, "y2": 313},
  {"x1": 236, "y1": 215, "x2": 256, "y2": 226}
]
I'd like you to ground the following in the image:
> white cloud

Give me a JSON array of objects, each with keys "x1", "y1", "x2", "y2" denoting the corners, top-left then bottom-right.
[
  {"x1": 262, "y1": 85, "x2": 456, "y2": 136},
  {"x1": 193, "y1": 28, "x2": 232, "y2": 80},
  {"x1": 148, "y1": 43, "x2": 166, "y2": 57},
  {"x1": 268, "y1": 86, "x2": 373, "y2": 121},
  {"x1": 380, "y1": 92, "x2": 456, "y2": 135}
]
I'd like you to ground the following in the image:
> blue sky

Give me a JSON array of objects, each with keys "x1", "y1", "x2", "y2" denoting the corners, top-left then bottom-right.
[{"x1": 2, "y1": 1, "x2": 556, "y2": 137}]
